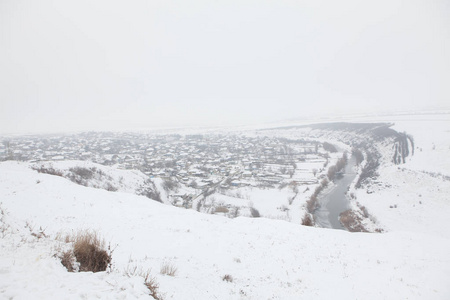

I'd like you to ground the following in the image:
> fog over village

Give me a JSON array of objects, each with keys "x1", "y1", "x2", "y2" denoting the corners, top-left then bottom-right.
[{"x1": 1, "y1": 1, "x2": 450, "y2": 299}]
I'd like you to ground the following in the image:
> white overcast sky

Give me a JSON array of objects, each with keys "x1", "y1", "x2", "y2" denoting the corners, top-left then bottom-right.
[{"x1": 1, "y1": 0, "x2": 449, "y2": 134}]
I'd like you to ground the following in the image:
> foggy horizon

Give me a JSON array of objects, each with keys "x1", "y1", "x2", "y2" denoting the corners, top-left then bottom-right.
[{"x1": 1, "y1": 0, "x2": 449, "y2": 135}]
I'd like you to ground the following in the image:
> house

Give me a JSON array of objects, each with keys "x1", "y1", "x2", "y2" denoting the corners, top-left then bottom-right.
[{"x1": 242, "y1": 171, "x2": 252, "y2": 177}]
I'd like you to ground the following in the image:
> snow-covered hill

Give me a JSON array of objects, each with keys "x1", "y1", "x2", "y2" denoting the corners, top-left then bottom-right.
[
  {"x1": 345, "y1": 113, "x2": 450, "y2": 237},
  {"x1": 31, "y1": 160, "x2": 162, "y2": 202},
  {"x1": 249, "y1": 116, "x2": 450, "y2": 233},
  {"x1": 1, "y1": 157, "x2": 449, "y2": 299}
]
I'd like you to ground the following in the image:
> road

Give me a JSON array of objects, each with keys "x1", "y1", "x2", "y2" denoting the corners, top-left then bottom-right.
[{"x1": 192, "y1": 170, "x2": 243, "y2": 201}]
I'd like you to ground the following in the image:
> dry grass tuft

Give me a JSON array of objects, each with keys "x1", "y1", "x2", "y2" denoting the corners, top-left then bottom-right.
[
  {"x1": 73, "y1": 231, "x2": 111, "y2": 272},
  {"x1": 126, "y1": 266, "x2": 164, "y2": 300},
  {"x1": 144, "y1": 273, "x2": 164, "y2": 300},
  {"x1": 160, "y1": 261, "x2": 177, "y2": 276},
  {"x1": 55, "y1": 232, "x2": 72, "y2": 243},
  {"x1": 60, "y1": 250, "x2": 76, "y2": 272},
  {"x1": 61, "y1": 230, "x2": 112, "y2": 272}
]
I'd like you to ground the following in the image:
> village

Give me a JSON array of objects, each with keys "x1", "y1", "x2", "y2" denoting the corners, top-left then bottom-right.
[{"x1": 0, "y1": 132, "x2": 330, "y2": 199}]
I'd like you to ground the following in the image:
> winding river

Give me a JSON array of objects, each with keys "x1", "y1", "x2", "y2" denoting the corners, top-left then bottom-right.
[{"x1": 314, "y1": 155, "x2": 358, "y2": 230}]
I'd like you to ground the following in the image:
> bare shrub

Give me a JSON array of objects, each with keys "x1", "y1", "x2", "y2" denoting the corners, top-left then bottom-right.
[
  {"x1": 195, "y1": 199, "x2": 202, "y2": 212},
  {"x1": 162, "y1": 177, "x2": 180, "y2": 192},
  {"x1": 360, "y1": 206, "x2": 369, "y2": 218},
  {"x1": 69, "y1": 167, "x2": 95, "y2": 180},
  {"x1": 301, "y1": 213, "x2": 314, "y2": 226},
  {"x1": 60, "y1": 250, "x2": 76, "y2": 272},
  {"x1": 72, "y1": 231, "x2": 112, "y2": 272},
  {"x1": 145, "y1": 274, "x2": 164, "y2": 300},
  {"x1": 160, "y1": 261, "x2": 177, "y2": 276},
  {"x1": 105, "y1": 182, "x2": 118, "y2": 192},
  {"x1": 327, "y1": 153, "x2": 348, "y2": 181},
  {"x1": 322, "y1": 142, "x2": 337, "y2": 153},
  {"x1": 327, "y1": 165, "x2": 337, "y2": 180},
  {"x1": 32, "y1": 165, "x2": 63, "y2": 177},
  {"x1": 222, "y1": 274, "x2": 233, "y2": 282},
  {"x1": 306, "y1": 194, "x2": 317, "y2": 213},
  {"x1": 335, "y1": 152, "x2": 348, "y2": 172},
  {"x1": 0, "y1": 204, "x2": 11, "y2": 238},
  {"x1": 25, "y1": 222, "x2": 48, "y2": 239},
  {"x1": 214, "y1": 206, "x2": 229, "y2": 214},
  {"x1": 126, "y1": 267, "x2": 164, "y2": 300},
  {"x1": 288, "y1": 195, "x2": 295, "y2": 205},
  {"x1": 339, "y1": 210, "x2": 368, "y2": 232},
  {"x1": 279, "y1": 205, "x2": 289, "y2": 212},
  {"x1": 230, "y1": 206, "x2": 240, "y2": 218},
  {"x1": 355, "y1": 150, "x2": 380, "y2": 188},
  {"x1": 352, "y1": 148, "x2": 364, "y2": 165},
  {"x1": 137, "y1": 179, "x2": 162, "y2": 202},
  {"x1": 306, "y1": 174, "x2": 330, "y2": 213},
  {"x1": 249, "y1": 207, "x2": 260, "y2": 218}
]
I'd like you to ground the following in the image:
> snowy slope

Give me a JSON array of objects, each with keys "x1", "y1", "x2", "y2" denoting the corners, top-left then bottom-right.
[
  {"x1": 346, "y1": 113, "x2": 450, "y2": 237},
  {"x1": 1, "y1": 161, "x2": 449, "y2": 299},
  {"x1": 247, "y1": 116, "x2": 450, "y2": 233},
  {"x1": 31, "y1": 160, "x2": 162, "y2": 202}
]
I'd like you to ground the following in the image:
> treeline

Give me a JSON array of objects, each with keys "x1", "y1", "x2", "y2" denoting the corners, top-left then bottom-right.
[
  {"x1": 352, "y1": 148, "x2": 364, "y2": 165},
  {"x1": 322, "y1": 142, "x2": 337, "y2": 153},
  {"x1": 303, "y1": 152, "x2": 349, "y2": 226},
  {"x1": 327, "y1": 152, "x2": 348, "y2": 181}
]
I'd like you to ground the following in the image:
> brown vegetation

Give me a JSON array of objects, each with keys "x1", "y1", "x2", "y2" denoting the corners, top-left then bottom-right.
[
  {"x1": 301, "y1": 213, "x2": 314, "y2": 226},
  {"x1": 144, "y1": 273, "x2": 164, "y2": 300},
  {"x1": 214, "y1": 206, "x2": 229, "y2": 214},
  {"x1": 60, "y1": 250, "x2": 76, "y2": 272},
  {"x1": 60, "y1": 231, "x2": 112, "y2": 273},
  {"x1": 32, "y1": 165, "x2": 63, "y2": 177},
  {"x1": 339, "y1": 210, "x2": 369, "y2": 232},
  {"x1": 73, "y1": 231, "x2": 111, "y2": 272},
  {"x1": 306, "y1": 176, "x2": 330, "y2": 214},
  {"x1": 160, "y1": 261, "x2": 177, "y2": 276}
]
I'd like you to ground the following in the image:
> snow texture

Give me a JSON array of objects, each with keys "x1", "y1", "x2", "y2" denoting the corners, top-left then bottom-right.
[{"x1": 1, "y1": 113, "x2": 450, "y2": 299}]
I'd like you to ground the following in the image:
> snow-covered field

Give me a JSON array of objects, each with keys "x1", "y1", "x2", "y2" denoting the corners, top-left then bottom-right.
[{"x1": 1, "y1": 113, "x2": 450, "y2": 299}]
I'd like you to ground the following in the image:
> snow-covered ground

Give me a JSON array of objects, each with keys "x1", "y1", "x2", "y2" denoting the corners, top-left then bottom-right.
[
  {"x1": 31, "y1": 160, "x2": 162, "y2": 203},
  {"x1": 351, "y1": 112, "x2": 450, "y2": 176},
  {"x1": 1, "y1": 113, "x2": 450, "y2": 299},
  {"x1": 346, "y1": 112, "x2": 450, "y2": 238}
]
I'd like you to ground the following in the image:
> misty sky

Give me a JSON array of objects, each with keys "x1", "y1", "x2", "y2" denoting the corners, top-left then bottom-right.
[{"x1": 1, "y1": 0, "x2": 449, "y2": 134}]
